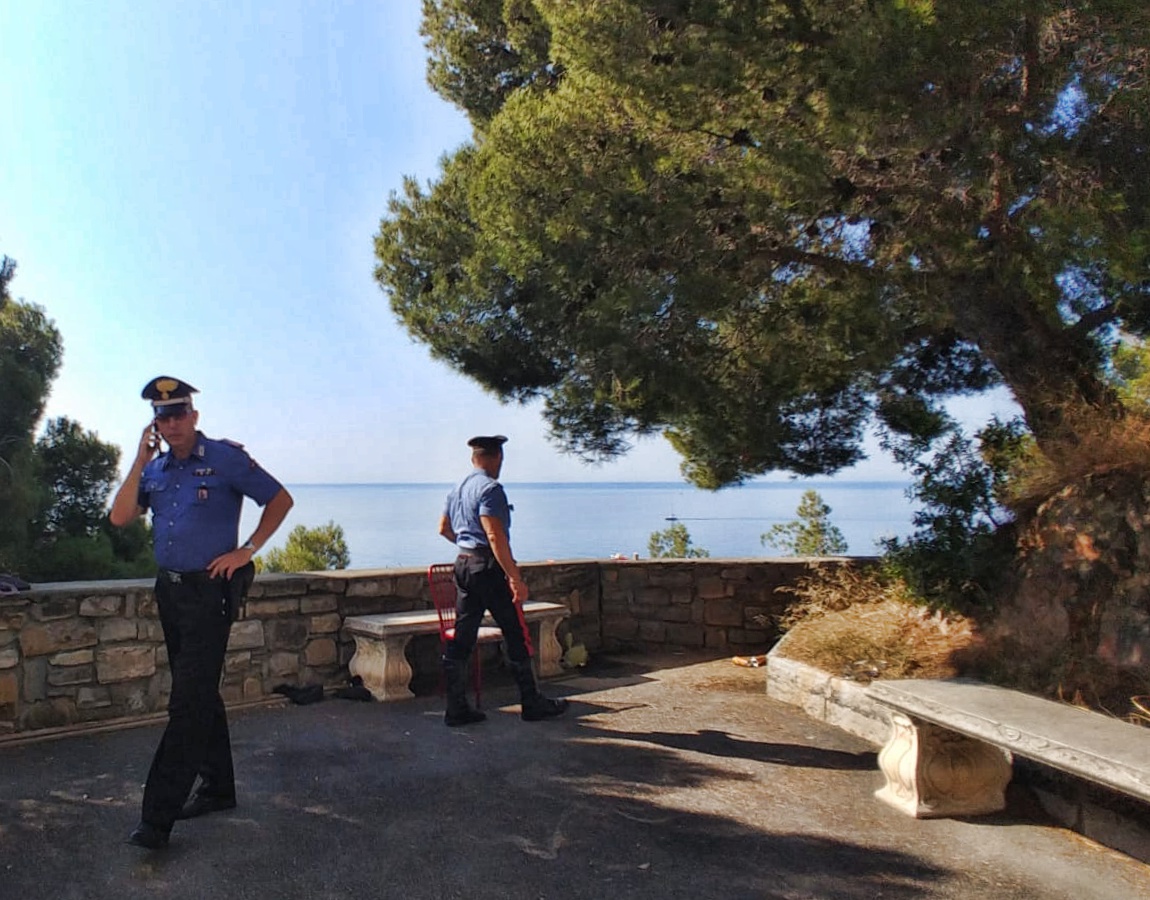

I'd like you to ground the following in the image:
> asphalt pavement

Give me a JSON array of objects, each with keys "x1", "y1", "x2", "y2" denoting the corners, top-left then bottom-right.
[{"x1": 2, "y1": 651, "x2": 1148, "y2": 900}]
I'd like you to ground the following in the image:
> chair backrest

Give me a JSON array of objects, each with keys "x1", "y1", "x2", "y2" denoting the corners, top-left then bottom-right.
[{"x1": 427, "y1": 563, "x2": 458, "y2": 642}]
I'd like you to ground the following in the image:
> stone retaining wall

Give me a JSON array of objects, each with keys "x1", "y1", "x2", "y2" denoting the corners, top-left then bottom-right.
[{"x1": 0, "y1": 557, "x2": 841, "y2": 739}]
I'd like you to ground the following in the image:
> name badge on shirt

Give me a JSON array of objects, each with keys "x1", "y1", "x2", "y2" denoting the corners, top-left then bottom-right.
[
  {"x1": 194, "y1": 467, "x2": 214, "y2": 477},
  {"x1": 197, "y1": 487, "x2": 209, "y2": 501}
]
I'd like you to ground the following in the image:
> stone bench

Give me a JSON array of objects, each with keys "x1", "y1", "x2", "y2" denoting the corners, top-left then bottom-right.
[
  {"x1": 867, "y1": 678, "x2": 1150, "y2": 819},
  {"x1": 343, "y1": 601, "x2": 569, "y2": 702}
]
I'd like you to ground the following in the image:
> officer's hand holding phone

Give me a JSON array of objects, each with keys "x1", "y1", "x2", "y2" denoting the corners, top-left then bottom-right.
[{"x1": 135, "y1": 421, "x2": 161, "y2": 467}]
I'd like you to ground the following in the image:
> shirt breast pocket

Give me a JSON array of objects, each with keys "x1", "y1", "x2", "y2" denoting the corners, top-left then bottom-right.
[{"x1": 193, "y1": 478, "x2": 218, "y2": 505}]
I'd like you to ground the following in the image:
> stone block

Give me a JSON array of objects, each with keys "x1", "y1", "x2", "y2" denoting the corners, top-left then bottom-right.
[
  {"x1": 727, "y1": 628, "x2": 770, "y2": 645},
  {"x1": 30, "y1": 597, "x2": 78, "y2": 621},
  {"x1": 225, "y1": 652, "x2": 252, "y2": 675},
  {"x1": 48, "y1": 664, "x2": 93, "y2": 686},
  {"x1": 704, "y1": 626, "x2": 728, "y2": 649},
  {"x1": 139, "y1": 620, "x2": 166, "y2": 642},
  {"x1": 0, "y1": 647, "x2": 18, "y2": 669},
  {"x1": 269, "y1": 651, "x2": 299, "y2": 677},
  {"x1": 636, "y1": 586, "x2": 670, "y2": 606},
  {"x1": 221, "y1": 683, "x2": 244, "y2": 704},
  {"x1": 301, "y1": 594, "x2": 340, "y2": 614},
  {"x1": 346, "y1": 580, "x2": 388, "y2": 598},
  {"x1": 637, "y1": 620, "x2": 666, "y2": 642},
  {"x1": 96, "y1": 645, "x2": 156, "y2": 683},
  {"x1": 50, "y1": 649, "x2": 94, "y2": 666},
  {"x1": 0, "y1": 672, "x2": 17, "y2": 705},
  {"x1": 22, "y1": 657, "x2": 47, "y2": 702},
  {"x1": 395, "y1": 573, "x2": 424, "y2": 598},
  {"x1": 135, "y1": 593, "x2": 159, "y2": 618},
  {"x1": 599, "y1": 592, "x2": 633, "y2": 612},
  {"x1": 246, "y1": 598, "x2": 301, "y2": 617},
  {"x1": 79, "y1": 595, "x2": 123, "y2": 617},
  {"x1": 703, "y1": 599, "x2": 745, "y2": 627},
  {"x1": 664, "y1": 623, "x2": 705, "y2": 646},
  {"x1": 253, "y1": 578, "x2": 309, "y2": 598},
  {"x1": 305, "y1": 638, "x2": 337, "y2": 666},
  {"x1": 267, "y1": 619, "x2": 308, "y2": 651},
  {"x1": 20, "y1": 698, "x2": 76, "y2": 731},
  {"x1": 601, "y1": 614, "x2": 639, "y2": 640},
  {"x1": 648, "y1": 568, "x2": 694, "y2": 588},
  {"x1": 308, "y1": 613, "x2": 341, "y2": 634},
  {"x1": 696, "y1": 577, "x2": 730, "y2": 600},
  {"x1": 112, "y1": 684, "x2": 151, "y2": 714},
  {"x1": 243, "y1": 676, "x2": 263, "y2": 699},
  {"x1": 229, "y1": 620, "x2": 265, "y2": 650},
  {"x1": 20, "y1": 620, "x2": 98, "y2": 657},
  {"x1": 98, "y1": 619, "x2": 138, "y2": 643},
  {"x1": 76, "y1": 686, "x2": 112, "y2": 709},
  {"x1": 658, "y1": 605, "x2": 693, "y2": 624}
]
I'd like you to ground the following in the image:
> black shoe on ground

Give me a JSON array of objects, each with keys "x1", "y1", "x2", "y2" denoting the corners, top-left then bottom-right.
[
  {"x1": 175, "y1": 793, "x2": 237, "y2": 820},
  {"x1": 126, "y1": 822, "x2": 170, "y2": 850},
  {"x1": 445, "y1": 707, "x2": 487, "y2": 727},
  {"x1": 521, "y1": 696, "x2": 569, "y2": 722}
]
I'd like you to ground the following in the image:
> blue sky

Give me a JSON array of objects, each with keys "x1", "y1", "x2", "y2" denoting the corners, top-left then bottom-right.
[{"x1": 1, "y1": 2, "x2": 1017, "y2": 486}]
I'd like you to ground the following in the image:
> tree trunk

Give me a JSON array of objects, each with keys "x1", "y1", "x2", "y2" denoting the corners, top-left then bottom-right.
[{"x1": 951, "y1": 276, "x2": 1119, "y2": 451}]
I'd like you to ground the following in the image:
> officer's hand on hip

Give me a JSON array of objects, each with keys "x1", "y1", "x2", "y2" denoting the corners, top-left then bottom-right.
[{"x1": 209, "y1": 546, "x2": 255, "y2": 580}]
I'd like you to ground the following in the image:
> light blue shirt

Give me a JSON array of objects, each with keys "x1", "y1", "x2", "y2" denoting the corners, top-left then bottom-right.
[
  {"x1": 139, "y1": 433, "x2": 283, "y2": 571},
  {"x1": 443, "y1": 469, "x2": 511, "y2": 550}
]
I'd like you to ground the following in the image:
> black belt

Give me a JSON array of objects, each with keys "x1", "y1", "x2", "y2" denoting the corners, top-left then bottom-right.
[
  {"x1": 457, "y1": 547, "x2": 493, "y2": 558},
  {"x1": 159, "y1": 569, "x2": 216, "y2": 585}
]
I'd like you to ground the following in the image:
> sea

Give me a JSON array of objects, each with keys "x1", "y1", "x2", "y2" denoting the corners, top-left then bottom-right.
[{"x1": 242, "y1": 481, "x2": 919, "y2": 569}]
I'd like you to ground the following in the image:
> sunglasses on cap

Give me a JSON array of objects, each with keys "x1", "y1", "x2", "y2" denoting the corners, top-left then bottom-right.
[{"x1": 154, "y1": 404, "x2": 192, "y2": 421}]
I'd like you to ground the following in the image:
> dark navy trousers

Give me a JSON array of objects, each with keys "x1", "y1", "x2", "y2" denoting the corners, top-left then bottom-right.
[
  {"x1": 445, "y1": 551, "x2": 533, "y2": 664},
  {"x1": 142, "y1": 572, "x2": 236, "y2": 829}
]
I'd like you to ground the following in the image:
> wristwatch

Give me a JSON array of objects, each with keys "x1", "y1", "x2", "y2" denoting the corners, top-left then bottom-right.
[{"x1": 241, "y1": 540, "x2": 257, "y2": 553}]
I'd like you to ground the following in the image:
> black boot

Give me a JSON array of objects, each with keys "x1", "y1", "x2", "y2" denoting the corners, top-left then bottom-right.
[
  {"x1": 509, "y1": 659, "x2": 568, "y2": 721},
  {"x1": 443, "y1": 656, "x2": 486, "y2": 727}
]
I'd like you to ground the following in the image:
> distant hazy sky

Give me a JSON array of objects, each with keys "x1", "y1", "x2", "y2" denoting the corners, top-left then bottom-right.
[{"x1": 1, "y1": 2, "x2": 1018, "y2": 485}]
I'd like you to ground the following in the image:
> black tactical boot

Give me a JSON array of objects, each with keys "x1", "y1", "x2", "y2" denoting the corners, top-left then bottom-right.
[
  {"x1": 443, "y1": 656, "x2": 486, "y2": 727},
  {"x1": 509, "y1": 659, "x2": 568, "y2": 721}
]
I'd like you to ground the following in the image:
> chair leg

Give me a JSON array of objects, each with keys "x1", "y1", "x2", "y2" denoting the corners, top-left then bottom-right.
[{"x1": 472, "y1": 651, "x2": 483, "y2": 709}]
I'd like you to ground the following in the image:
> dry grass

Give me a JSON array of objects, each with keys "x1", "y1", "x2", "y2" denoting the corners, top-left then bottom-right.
[
  {"x1": 776, "y1": 563, "x2": 1150, "y2": 727},
  {"x1": 776, "y1": 565, "x2": 979, "y2": 683}
]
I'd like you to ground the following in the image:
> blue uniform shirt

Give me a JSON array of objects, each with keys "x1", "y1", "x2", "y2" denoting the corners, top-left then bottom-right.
[
  {"x1": 443, "y1": 469, "x2": 511, "y2": 550},
  {"x1": 138, "y1": 433, "x2": 284, "y2": 571}
]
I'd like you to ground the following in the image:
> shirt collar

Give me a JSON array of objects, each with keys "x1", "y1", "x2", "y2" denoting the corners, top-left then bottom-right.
[{"x1": 159, "y1": 433, "x2": 207, "y2": 468}]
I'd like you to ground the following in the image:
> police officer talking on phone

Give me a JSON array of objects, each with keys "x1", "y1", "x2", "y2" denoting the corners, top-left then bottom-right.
[{"x1": 109, "y1": 377, "x2": 293, "y2": 850}]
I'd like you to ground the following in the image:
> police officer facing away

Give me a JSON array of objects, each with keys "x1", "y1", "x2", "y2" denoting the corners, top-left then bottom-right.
[
  {"x1": 110, "y1": 377, "x2": 293, "y2": 849},
  {"x1": 437, "y1": 435, "x2": 567, "y2": 726}
]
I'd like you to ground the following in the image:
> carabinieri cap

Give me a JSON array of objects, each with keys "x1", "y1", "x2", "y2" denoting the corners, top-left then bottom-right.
[
  {"x1": 142, "y1": 376, "x2": 198, "y2": 415},
  {"x1": 467, "y1": 435, "x2": 508, "y2": 454}
]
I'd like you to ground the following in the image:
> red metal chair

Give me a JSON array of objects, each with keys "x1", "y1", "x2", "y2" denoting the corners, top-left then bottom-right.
[{"x1": 428, "y1": 563, "x2": 503, "y2": 708}]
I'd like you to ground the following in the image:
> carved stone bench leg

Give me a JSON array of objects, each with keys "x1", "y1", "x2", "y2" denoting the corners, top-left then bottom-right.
[
  {"x1": 875, "y1": 712, "x2": 1013, "y2": 818},
  {"x1": 534, "y1": 615, "x2": 565, "y2": 678},
  {"x1": 348, "y1": 634, "x2": 415, "y2": 702}
]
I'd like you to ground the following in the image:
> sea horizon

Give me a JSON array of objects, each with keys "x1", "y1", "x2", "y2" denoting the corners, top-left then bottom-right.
[{"x1": 244, "y1": 480, "x2": 918, "y2": 569}]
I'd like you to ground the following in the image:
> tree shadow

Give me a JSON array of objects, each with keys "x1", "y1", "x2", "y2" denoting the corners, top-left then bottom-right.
[{"x1": 594, "y1": 725, "x2": 877, "y2": 770}]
